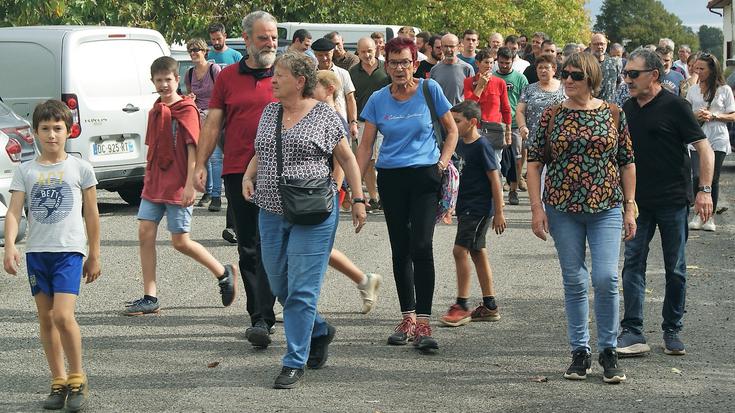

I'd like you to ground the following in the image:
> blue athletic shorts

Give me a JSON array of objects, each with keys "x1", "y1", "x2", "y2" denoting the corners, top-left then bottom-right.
[
  {"x1": 26, "y1": 252, "x2": 84, "y2": 296},
  {"x1": 136, "y1": 198, "x2": 193, "y2": 233}
]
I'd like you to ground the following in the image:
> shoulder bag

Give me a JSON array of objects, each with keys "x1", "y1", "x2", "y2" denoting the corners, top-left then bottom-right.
[{"x1": 275, "y1": 106, "x2": 334, "y2": 225}]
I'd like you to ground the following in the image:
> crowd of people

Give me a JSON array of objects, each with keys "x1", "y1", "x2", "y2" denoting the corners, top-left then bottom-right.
[{"x1": 3, "y1": 9, "x2": 730, "y2": 408}]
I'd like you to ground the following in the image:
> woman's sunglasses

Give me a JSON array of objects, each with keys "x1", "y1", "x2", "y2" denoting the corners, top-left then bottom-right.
[
  {"x1": 622, "y1": 69, "x2": 655, "y2": 79},
  {"x1": 188, "y1": 48, "x2": 204, "y2": 53},
  {"x1": 560, "y1": 70, "x2": 585, "y2": 81}
]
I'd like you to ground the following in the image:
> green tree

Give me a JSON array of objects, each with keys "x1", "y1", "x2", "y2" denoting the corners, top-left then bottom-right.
[
  {"x1": 699, "y1": 25, "x2": 723, "y2": 58},
  {"x1": 594, "y1": 0, "x2": 699, "y2": 51}
]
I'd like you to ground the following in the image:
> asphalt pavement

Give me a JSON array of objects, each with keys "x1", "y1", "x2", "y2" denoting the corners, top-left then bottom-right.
[{"x1": 1, "y1": 158, "x2": 734, "y2": 412}]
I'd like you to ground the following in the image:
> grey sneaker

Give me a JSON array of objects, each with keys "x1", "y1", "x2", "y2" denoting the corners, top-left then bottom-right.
[
  {"x1": 617, "y1": 328, "x2": 651, "y2": 356},
  {"x1": 508, "y1": 190, "x2": 519, "y2": 205},
  {"x1": 663, "y1": 330, "x2": 686, "y2": 355},
  {"x1": 208, "y1": 197, "x2": 222, "y2": 212},
  {"x1": 273, "y1": 367, "x2": 304, "y2": 389},
  {"x1": 43, "y1": 381, "x2": 67, "y2": 410},
  {"x1": 358, "y1": 273, "x2": 382, "y2": 314},
  {"x1": 307, "y1": 323, "x2": 336, "y2": 369},
  {"x1": 564, "y1": 348, "x2": 592, "y2": 380},
  {"x1": 222, "y1": 228, "x2": 237, "y2": 244},
  {"x1": 123, "y1": 297, "x2": 160, "y2": 316},
  {"x1": 218, "y1": 264, "x2": 238, "y2": 307},
  {"x1": 65, "y1": 376, "x2": 88, "y2": 412},
  {"x1": 245, "y1": 320, "x2": 272, "y2": 348},
  {"x1": 196, "y1": 193, "x2": 211, "y2": 207},
  {"x1": 598, "y1": 348, "x2": 626, "y2": 383}
]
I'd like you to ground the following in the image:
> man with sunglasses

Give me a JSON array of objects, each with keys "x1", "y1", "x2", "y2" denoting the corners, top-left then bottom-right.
[
  {"x1": 616, "y1": 48, "x2": 714, "y2": 357},
  {"x1": 590, "y1": 32, "x2": 621, "y2": 102},
  {"x1": 430, "y1": 33, "x2": 475, "y2": 105}
]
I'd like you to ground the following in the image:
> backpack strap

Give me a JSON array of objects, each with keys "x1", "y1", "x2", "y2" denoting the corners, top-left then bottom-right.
[
  {"x1": 542, "y1": 104, "x2": 562, "y2": 165},
  {"x1": 208, "y1": 63, "x2": 216, "y2": 82},
  {"x1": 422, "y1": 79, "x2": 444, "y2": 148},
  {"x1": 608, "y1": 102, "x2": 621, "y2": 132},
  {"x1": 186, "y1": 67, "x2": 193, "y2": 90}
]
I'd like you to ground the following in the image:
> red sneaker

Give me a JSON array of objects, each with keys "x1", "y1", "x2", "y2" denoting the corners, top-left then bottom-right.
[
  {"x1": 470, "y1": 304, "x2": 501, "y2": 321},
  {"x1": 440, "y1": 304, "x2": 472, "y2": 327}
]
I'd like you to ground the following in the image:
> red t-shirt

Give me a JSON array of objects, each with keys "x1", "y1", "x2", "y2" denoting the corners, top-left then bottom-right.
[
  {"x1": 142, "y1": 100, "x2": 198, "y2": 205},
  {"x1": 463, "y1": 75, "x2": 512, "y2": 125},
  {"x1": 208, "y1": 63, "x2": 276, "y2": 175}
]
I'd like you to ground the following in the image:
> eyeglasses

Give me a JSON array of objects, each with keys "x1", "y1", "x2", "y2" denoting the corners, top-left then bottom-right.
[
  {"x1": 560, "y1": 70, "x2": 585, "y2": 81},
  {"x1": 188, "y1": 48, "x2": 203, "y2": 54},
  {"x1": 387, "y1": 60, "x2": 413, "y2": 69},
  {"x1": 622, "y1": 69, "x2": 655, "y2": 79}
]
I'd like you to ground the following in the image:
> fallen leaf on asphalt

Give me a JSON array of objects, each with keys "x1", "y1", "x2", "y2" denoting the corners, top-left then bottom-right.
[
  {"x1": 636, "y1": 399, "x2": 643, "y2": 402},
  {"x1": 365, "y1": 400, "x2": 379, "y2": 403},
  {"x1": 645, "y1": 288, "x2": 653, "y2": 294},
  {"x1": 207, "y1": 361, "x2": 220, "y2": 368},
  {"x1": 671, "y1": 367, "x2": 682, "y2": 375},
  {"x1": 686, "y1": 265, "x2": 699, "y2": 269},
  {"x1": 529, "y1": 376, "x2": 548, "y2": 382}
]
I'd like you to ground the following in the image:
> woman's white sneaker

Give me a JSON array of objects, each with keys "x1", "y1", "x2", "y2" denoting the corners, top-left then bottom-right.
[
  {"x1": 688, "y1": 215, "x2": 703, "y2": 230},
  {"x1": 701, "y1": 217, "x2": 716, "y2": 232}
]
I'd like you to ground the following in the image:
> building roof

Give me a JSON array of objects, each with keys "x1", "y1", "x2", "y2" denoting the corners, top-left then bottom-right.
[{"x1": 708, "y1": 0, "x2": 732, "y2": 9}]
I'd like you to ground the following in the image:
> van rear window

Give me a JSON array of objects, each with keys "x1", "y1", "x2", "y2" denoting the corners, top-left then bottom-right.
[
  {"x1": 0, "y1": 42, "x2": 56, "y2": 98},
  {"x1": 73, "y1": 40, "x2": 164, "y2": 98}
]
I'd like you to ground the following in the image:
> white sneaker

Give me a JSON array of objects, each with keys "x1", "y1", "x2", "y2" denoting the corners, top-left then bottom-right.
[
  {"x1": 701, "y1": 217, "x2": 716, "y2": 232},
  {"x1": 275, "y1": 311, "x2": 284, "y2": 322},
  {"x1": 358, "y1": 273, "x2": 382, "y2": 314},
  {"x1": 688, "y1": 215, "x2": 703, "y2": 230}
]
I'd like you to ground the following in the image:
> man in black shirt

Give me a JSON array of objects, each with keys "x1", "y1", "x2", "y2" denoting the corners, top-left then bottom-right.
[
  {"x1": 415, "y1": 35, "x2": 442, "y2": 79},
  {"x1": 617, "y1": 48, "x2": 714, "y2": 357}
]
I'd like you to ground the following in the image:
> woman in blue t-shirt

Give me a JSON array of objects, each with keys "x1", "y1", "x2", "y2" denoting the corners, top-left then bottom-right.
[{"x1": 356, "y1": 37, "x2": 458, "y2": 353}]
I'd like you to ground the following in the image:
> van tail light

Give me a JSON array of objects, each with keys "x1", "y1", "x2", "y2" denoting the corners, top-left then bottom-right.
[
  {"x1": 62, "y1": 93, "x2": 81, "y2": 138},
  {"x1": 1, "y1": 126, "x2": 34, "y2": 144},
  {"x1": 5, "y1": 138, "x2": 22, "y2": 162}
]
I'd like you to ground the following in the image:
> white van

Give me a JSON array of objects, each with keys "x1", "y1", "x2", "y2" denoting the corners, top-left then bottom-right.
[
  {"x1": 0, "y1": 26, "x2": 170, "y2": 205},
  {"x1": 277, "y1": 23, "x2": 420, "y2": 51}
]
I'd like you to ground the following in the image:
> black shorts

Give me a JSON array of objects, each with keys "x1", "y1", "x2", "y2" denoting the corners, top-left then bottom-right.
[{"x1": 454, "y1": 214, "x2": 491, "y2": 251}]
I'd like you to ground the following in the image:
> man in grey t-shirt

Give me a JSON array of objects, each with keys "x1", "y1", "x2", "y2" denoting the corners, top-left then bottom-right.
[{"x1": 430, "y1": 33, "x2": 475, "y2": 105}]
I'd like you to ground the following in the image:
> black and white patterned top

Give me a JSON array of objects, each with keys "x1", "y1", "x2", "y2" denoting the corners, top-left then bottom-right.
[{"x1": 253, "y1": 101, "x2": 346, "y2": 215}]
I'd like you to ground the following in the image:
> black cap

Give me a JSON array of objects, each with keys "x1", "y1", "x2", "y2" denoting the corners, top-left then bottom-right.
[{"x1": 311, "y1": 38, "x2": 335, "y2": 52}]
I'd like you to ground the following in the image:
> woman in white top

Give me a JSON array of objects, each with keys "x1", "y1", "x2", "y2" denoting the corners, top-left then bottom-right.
[{"x1": 686, "y1": 53, "x2": 734, "y2": 231}]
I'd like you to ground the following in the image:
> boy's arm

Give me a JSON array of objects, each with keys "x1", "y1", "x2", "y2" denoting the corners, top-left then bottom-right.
[
  {"x1": 488, "y1": 170, "x2": 506, "y2": 234},
  {"x1": 182, "y1": 144, "x2": 197, "y2": 206},
  {"x1": 3, "y1": 191, "x2": 25, "y2": 275},
  {"x1": 82, "y1": 186, "x2": 101, "y2": 283}
]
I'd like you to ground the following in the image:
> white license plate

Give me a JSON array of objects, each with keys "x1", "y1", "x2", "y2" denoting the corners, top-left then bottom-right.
[{"x1": 92, "y1": 140, "x2": 135, "y2": 156}]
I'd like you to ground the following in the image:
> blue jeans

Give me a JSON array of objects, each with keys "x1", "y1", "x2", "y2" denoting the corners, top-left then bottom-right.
[
  {"x1": 205, "y1": 145, "x2": 224, "y2": 197},
  {"x1": 258, "y1": 199, "x2": 338, "y2": 369},
  {"x1": 546, "y1": 206, "x2": 623, "y2": 351},
  {"x1": 621, "y1": 204, "x2": 688, "y2": 334}
]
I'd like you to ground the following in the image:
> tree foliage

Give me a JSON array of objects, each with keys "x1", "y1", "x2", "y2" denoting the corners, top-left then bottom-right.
[
  {"x1": 593, "y1": 0, "x2": 699, "y2": 51},
  {"x1": 699, "y1": 25, "x2": 724, "y2": 59},
  {"x1": 1, "y1": 0, "x2": 590, "y2": 45}
]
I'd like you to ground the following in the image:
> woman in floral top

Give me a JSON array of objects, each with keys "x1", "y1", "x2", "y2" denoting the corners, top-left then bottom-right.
[{"x1": 526, "y1": 52, "x2": 637, "y2": 384}]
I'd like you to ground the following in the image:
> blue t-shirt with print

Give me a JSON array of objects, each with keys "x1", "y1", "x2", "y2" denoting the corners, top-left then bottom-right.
[
  {"x1": 361, "y1": 78, "x2": 452, "y2": 169},
  {"x1": 458, "y1": 54, "x2": 479, "y2": 73},
  {"x1": 661, "y1": 70, "x2": 685, "y2": 96},
  {"x1": 208, "y1": 48, "x2": 243, "y2": 66},
  {"x1": 455, "y1": 136, "x2": 499, "y2": 217}
]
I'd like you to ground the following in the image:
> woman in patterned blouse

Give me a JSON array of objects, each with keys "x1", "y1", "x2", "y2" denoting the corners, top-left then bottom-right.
[
  {"x1": 526, "y1": 52, "x2": 637, "y2": 384},
  {"x1": 242, "y1": 52, "x2": 367, "y2": 389}
]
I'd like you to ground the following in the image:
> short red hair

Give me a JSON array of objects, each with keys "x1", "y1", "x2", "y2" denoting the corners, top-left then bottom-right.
[{"x1": 385, "y1": 37, "x2": 417, "y2": 62}]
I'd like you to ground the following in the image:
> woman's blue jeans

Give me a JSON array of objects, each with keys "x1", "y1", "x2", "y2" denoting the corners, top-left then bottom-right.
[
  {"x1": 205, "y1": 145, "x2": 224, "y2": 198},
  {"x1": 258, "y1": 199, "x2": 338, "y2": 369},
  {"x1": 546, "y1": 206, "x2": 623, "y2": 352}
]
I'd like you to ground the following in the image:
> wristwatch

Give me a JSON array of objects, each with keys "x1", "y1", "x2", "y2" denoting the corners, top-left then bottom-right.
[
  {"x1": 352, "y1": 198, "x2": 366, "y2": 204},
  {"x1": 698, "y1": 185, "x2": 712, "y2": 193}
]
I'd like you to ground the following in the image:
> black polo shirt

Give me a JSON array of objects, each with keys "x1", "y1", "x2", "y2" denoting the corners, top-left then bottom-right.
[
  {"x1": 349, "y1": 60, "x2": 390, "y2": 121},
  {"x1": 623, "y1": 89, "x2": 706, "y2": 207}
]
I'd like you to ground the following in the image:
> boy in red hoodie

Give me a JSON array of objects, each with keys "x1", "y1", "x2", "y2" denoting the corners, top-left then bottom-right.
[{"x1": 124, "y1": 56, "x2": 238, "y2": 315}]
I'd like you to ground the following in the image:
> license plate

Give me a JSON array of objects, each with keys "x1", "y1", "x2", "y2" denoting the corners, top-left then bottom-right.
[{"x1": 92, "y1": 140, "x2": 135, "y2": 156}]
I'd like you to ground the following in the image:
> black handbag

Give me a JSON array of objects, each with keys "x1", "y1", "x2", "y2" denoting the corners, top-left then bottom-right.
[
  {"x1": 275, "y1": 106, "x2": 334, "y2": 225},
  {"x1": 480, "y1": 121, "x2": 505, "y2": 149}
]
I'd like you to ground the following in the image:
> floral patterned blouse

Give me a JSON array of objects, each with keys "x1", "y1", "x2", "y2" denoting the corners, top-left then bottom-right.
[{"x1": 527, "y1": 102, "x2": 634, "y2": 213}]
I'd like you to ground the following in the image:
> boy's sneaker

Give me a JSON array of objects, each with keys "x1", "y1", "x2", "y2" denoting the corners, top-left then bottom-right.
[
  {"x1": 273, "y1": 367, "x2": 304, "y2": 389},
  {"x1": 245, "y1": 320, "x2": 272, "y2": 348},
  {"x1": 196, "y1": 193, "x2": 211, "y2": 207},
  {"x1": 564, "y1": 348, "x2": 592, "y2": 380},
  {"x1": 598, "y1": 348, "x2": 626, "y2": 383},
  {"x1": 663, "y1": 330, "x2": 686, "y2": 355},
  {"x1": 307, "y1": 324, "x2": 336, "y2": 369},
  {"x1": 222, "y1": 228, "x2": 237, "y2": 244},
  {"x1": 65, "y1": 374, "x2": 88, "y2": 412},
  {"x1": 218, "y1": 264, "x2": 238, "y2": 307},
  {"x1": 358, "y1": 273, "x2": 382, "y2": 314},
  {"x1": 123, "y1": 297, "x2": 160, "y2": 316},
  {"x1": 208, "y1": 197, "x2": 222, "y2": 212},
  {"x1": 43, "y1": 378, "x2": 67, "y2": 410},
  {"x1": 470, "y1": 304, "x2": 501, "y2": 322},
  {"x1": 367, "y1": 199, "x2": 381, "y2": 213},
  {"x1": 387, "y1": 317, "x2": 416, "y2": 345},
  {"x1": 440, "y1": 304, "x2": 472, "y2": 327},
  {"x1": 413, "y1": 322, "x2": 439, "y2": 352},
  {"x1": 508, "y1": 190, "x2": 520, "y2": 205},
  {"x1": 616, "y1": 328, "x2": 651, "y2": 356}
]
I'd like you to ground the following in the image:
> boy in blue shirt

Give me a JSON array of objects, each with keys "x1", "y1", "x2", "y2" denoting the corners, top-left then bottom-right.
[
  {"x1": 440, "y1": 100, "x2": 506, "y2": 327},
  {"x1": 4, "y1": 100, "x2": 101, "y2": 411}
]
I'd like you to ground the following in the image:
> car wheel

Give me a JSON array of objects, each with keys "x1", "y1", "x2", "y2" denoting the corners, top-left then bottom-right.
[{"x1": 118, "y1": 183, "x2": 143, "y2": 206}]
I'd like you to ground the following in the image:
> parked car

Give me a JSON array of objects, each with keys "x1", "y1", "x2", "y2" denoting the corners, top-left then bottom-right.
[
  {"x1": 0, "y1": 100, "x2": 32, "y2": 245},
  {"x1": 0, "y1": 26, "x2": 171, "y2": 205}
]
